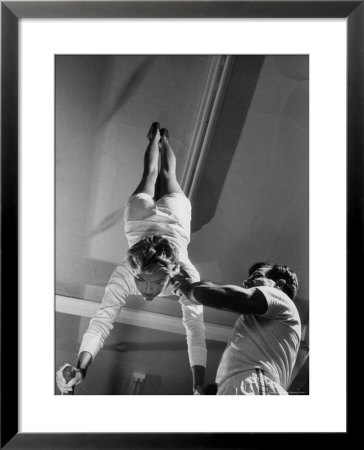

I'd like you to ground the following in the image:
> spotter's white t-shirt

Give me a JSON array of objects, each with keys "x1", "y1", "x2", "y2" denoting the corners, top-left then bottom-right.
[{"x1": 215, "y1": 286, "x2": 301, "y2": 390}]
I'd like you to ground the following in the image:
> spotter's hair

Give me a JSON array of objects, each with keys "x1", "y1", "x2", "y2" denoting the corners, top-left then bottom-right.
[
  {"x1": 126, "y1": 235, "x2": 180, "y2": 275},
  {"x1": 248, "y1": 261, "x2": 299, "y2": 300}
]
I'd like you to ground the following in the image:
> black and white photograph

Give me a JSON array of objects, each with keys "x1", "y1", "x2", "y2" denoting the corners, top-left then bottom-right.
[
  {"x1": 55, "y1": 55, "x2": 309, "y2": 396},
  {"x1": 2, "y1": 0, "x2": 357, "y2": 444}
]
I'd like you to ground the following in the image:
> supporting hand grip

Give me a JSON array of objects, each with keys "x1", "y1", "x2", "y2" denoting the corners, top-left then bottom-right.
[{"x1": 62, "y1": 366, "x2": 76, "y2": 395}]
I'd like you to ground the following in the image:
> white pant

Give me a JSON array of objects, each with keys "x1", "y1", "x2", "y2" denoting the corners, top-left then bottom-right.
[
  {"x1": 217, "y1": 369, "x2": 288, "y2": 395},
  {"x1": 125, "y1": 192, "x2": 191, "y2": 233}
]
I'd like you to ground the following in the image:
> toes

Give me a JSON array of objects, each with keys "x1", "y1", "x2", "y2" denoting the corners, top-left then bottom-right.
[
  {"x1": 147, "y1": 122, "x2": 160, "y2": 141},
  {"x1": 160, "y1": 128, "x2": 169, "y2": 140}
]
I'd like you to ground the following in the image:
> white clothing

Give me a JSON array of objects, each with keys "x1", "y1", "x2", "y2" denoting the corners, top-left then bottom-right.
[
  {"x1": 217, "y1": 369, "x2": 288, "y2": 395},
  {"x1": 124, "y1": 192, "x2": 191, "y2": 261},
  {"x1": 79, "y1": 193, "x2": 207, "y2": 368},
  {"x1": 215, "y1": 286, "x2": 301, "y2": 391}
]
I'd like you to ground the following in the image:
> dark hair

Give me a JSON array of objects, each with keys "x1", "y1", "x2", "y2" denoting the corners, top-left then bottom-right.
[
  {"x1": 248, "y1": 261, "x2": 299, "y2": 300},
  {"x1": 126, "y1": 235, "x2": 179, "y2": 275},
  {"x1": 248, "y1": 262, "x2": 271, "y2": 277}
]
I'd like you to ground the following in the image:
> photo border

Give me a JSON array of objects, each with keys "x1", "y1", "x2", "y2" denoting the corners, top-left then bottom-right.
[{"x1": 1, "y1": 1, "x2": 360, "y2": 447}]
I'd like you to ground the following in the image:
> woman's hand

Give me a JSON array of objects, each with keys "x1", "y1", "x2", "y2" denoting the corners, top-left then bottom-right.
[
  {"x1": 193, "y1": 386, "x2": 205, "y2": 395},
  {"x1": 56, "y1": 363, "x2": 85, "y2": 394}
]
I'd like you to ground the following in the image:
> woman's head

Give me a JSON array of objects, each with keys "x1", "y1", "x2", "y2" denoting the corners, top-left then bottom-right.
[{"x1": 126, "y1": 235, "x2": 180, "y2": 301}]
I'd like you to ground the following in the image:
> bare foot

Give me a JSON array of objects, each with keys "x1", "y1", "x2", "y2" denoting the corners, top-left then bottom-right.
[
  {"x1": 147, "y1": 122, "x2": 160, "y2": 142},
  {"x1": 160, "y1": 128, "x2": 169, "y2": 141}
]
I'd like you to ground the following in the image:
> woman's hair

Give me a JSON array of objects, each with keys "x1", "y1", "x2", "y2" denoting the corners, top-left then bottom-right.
[
  {"x1": 126, "y1": 235, "x2": 180, "y2": 275},
  {"x1": 248, "y1": 261, "x2": 299, "y2": 300}
]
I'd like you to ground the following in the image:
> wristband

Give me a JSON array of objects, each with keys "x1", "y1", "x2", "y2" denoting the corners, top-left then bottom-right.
[
  {"x1": 186, "y1": 281, "x2": 204, "y2": 301},
  {"x1": 186, "y1": 281, "x2": 205, "y2": 305},
  {"x1": 186, "y1": 283, "x2": 195, "y2": 300},
  {"x1": 77, "y1": 367, "x2": 87, "y2": 379}
]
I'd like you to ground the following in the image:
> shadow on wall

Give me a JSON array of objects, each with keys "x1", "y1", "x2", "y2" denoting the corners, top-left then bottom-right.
[
  {"x1": 56, "y1": 258, "x2": 116, "y2": 298},
  {"x1": 87, "y1": 57, "x2": 156, "y2": 237},
  {"x1": 89, "y1": 208, "x2": 124, "y2": 238},
  {"x1": 104, "y1": 340, "x2": 188, "y2": 353},
  {"x1": 192, "y1": 56, "x2": 265, "y2": 233},
  {"x1": 99, "y1": 56, "x2": 155, "y2": 128},
  {"x1": 295, "y1": 297, "x2": 309, "y2": 326}
]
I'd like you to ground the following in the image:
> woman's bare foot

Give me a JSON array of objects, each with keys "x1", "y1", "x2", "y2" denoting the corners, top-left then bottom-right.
[
  {"x1": 147, "y1": 122, "x2": 160, "y2": 142},
  {"x1": 160, "y1": 128, "x2": 169, "y2": 140}
]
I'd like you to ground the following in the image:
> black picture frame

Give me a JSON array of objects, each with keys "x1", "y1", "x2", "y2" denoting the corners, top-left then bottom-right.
[{"x1": 1, "y1": 1, "x2": 360, "y2": 448}]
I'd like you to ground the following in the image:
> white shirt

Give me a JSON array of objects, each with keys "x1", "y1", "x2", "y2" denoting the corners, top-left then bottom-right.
[
  {"x1": 215, "y1": 286, "x2": 301, "y2": 389},
  {"x1": 79, "y1": 260, "x2": 206, "y2": 367}
]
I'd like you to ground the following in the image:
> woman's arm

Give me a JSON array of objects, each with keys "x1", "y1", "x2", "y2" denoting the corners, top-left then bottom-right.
[
  {"x1": 56, "y1": 263, "x2": 133, "y2": 394},
  {"x1": 78, "y1": 262, "x2": 134, "y2": 359},
  {"x1": 191, "y1": 365, "x2": 205, "y2": 394},
  {"x1": 181, "y1": 302, "x2": 207, "y2": 394}
]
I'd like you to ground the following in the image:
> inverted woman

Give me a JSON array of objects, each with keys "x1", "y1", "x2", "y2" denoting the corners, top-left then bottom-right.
[{"x1": 56, "y1": 123, "x2": 206, "y2": 394}]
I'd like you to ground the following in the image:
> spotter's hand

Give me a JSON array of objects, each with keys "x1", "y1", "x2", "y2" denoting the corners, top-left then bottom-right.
[{"x1": 171, "y1": 268, "x2": 195, "y2": 297}]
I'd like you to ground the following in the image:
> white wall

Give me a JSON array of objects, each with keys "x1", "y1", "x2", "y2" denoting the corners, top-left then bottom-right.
[{"x1": 190, "y1": 56, "x2": 309, "y2": 320}]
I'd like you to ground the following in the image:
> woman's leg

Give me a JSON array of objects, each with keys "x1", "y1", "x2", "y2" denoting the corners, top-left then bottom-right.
[
  {"x1": 157, "y1": 129, "x2": 184, "y2": 198},
  {"x1": 132, "y1": 123, "x2": 161, "y2": 197},
  {"x1": 153, "y1": 171, "x2": 162, "y2": 201}
]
